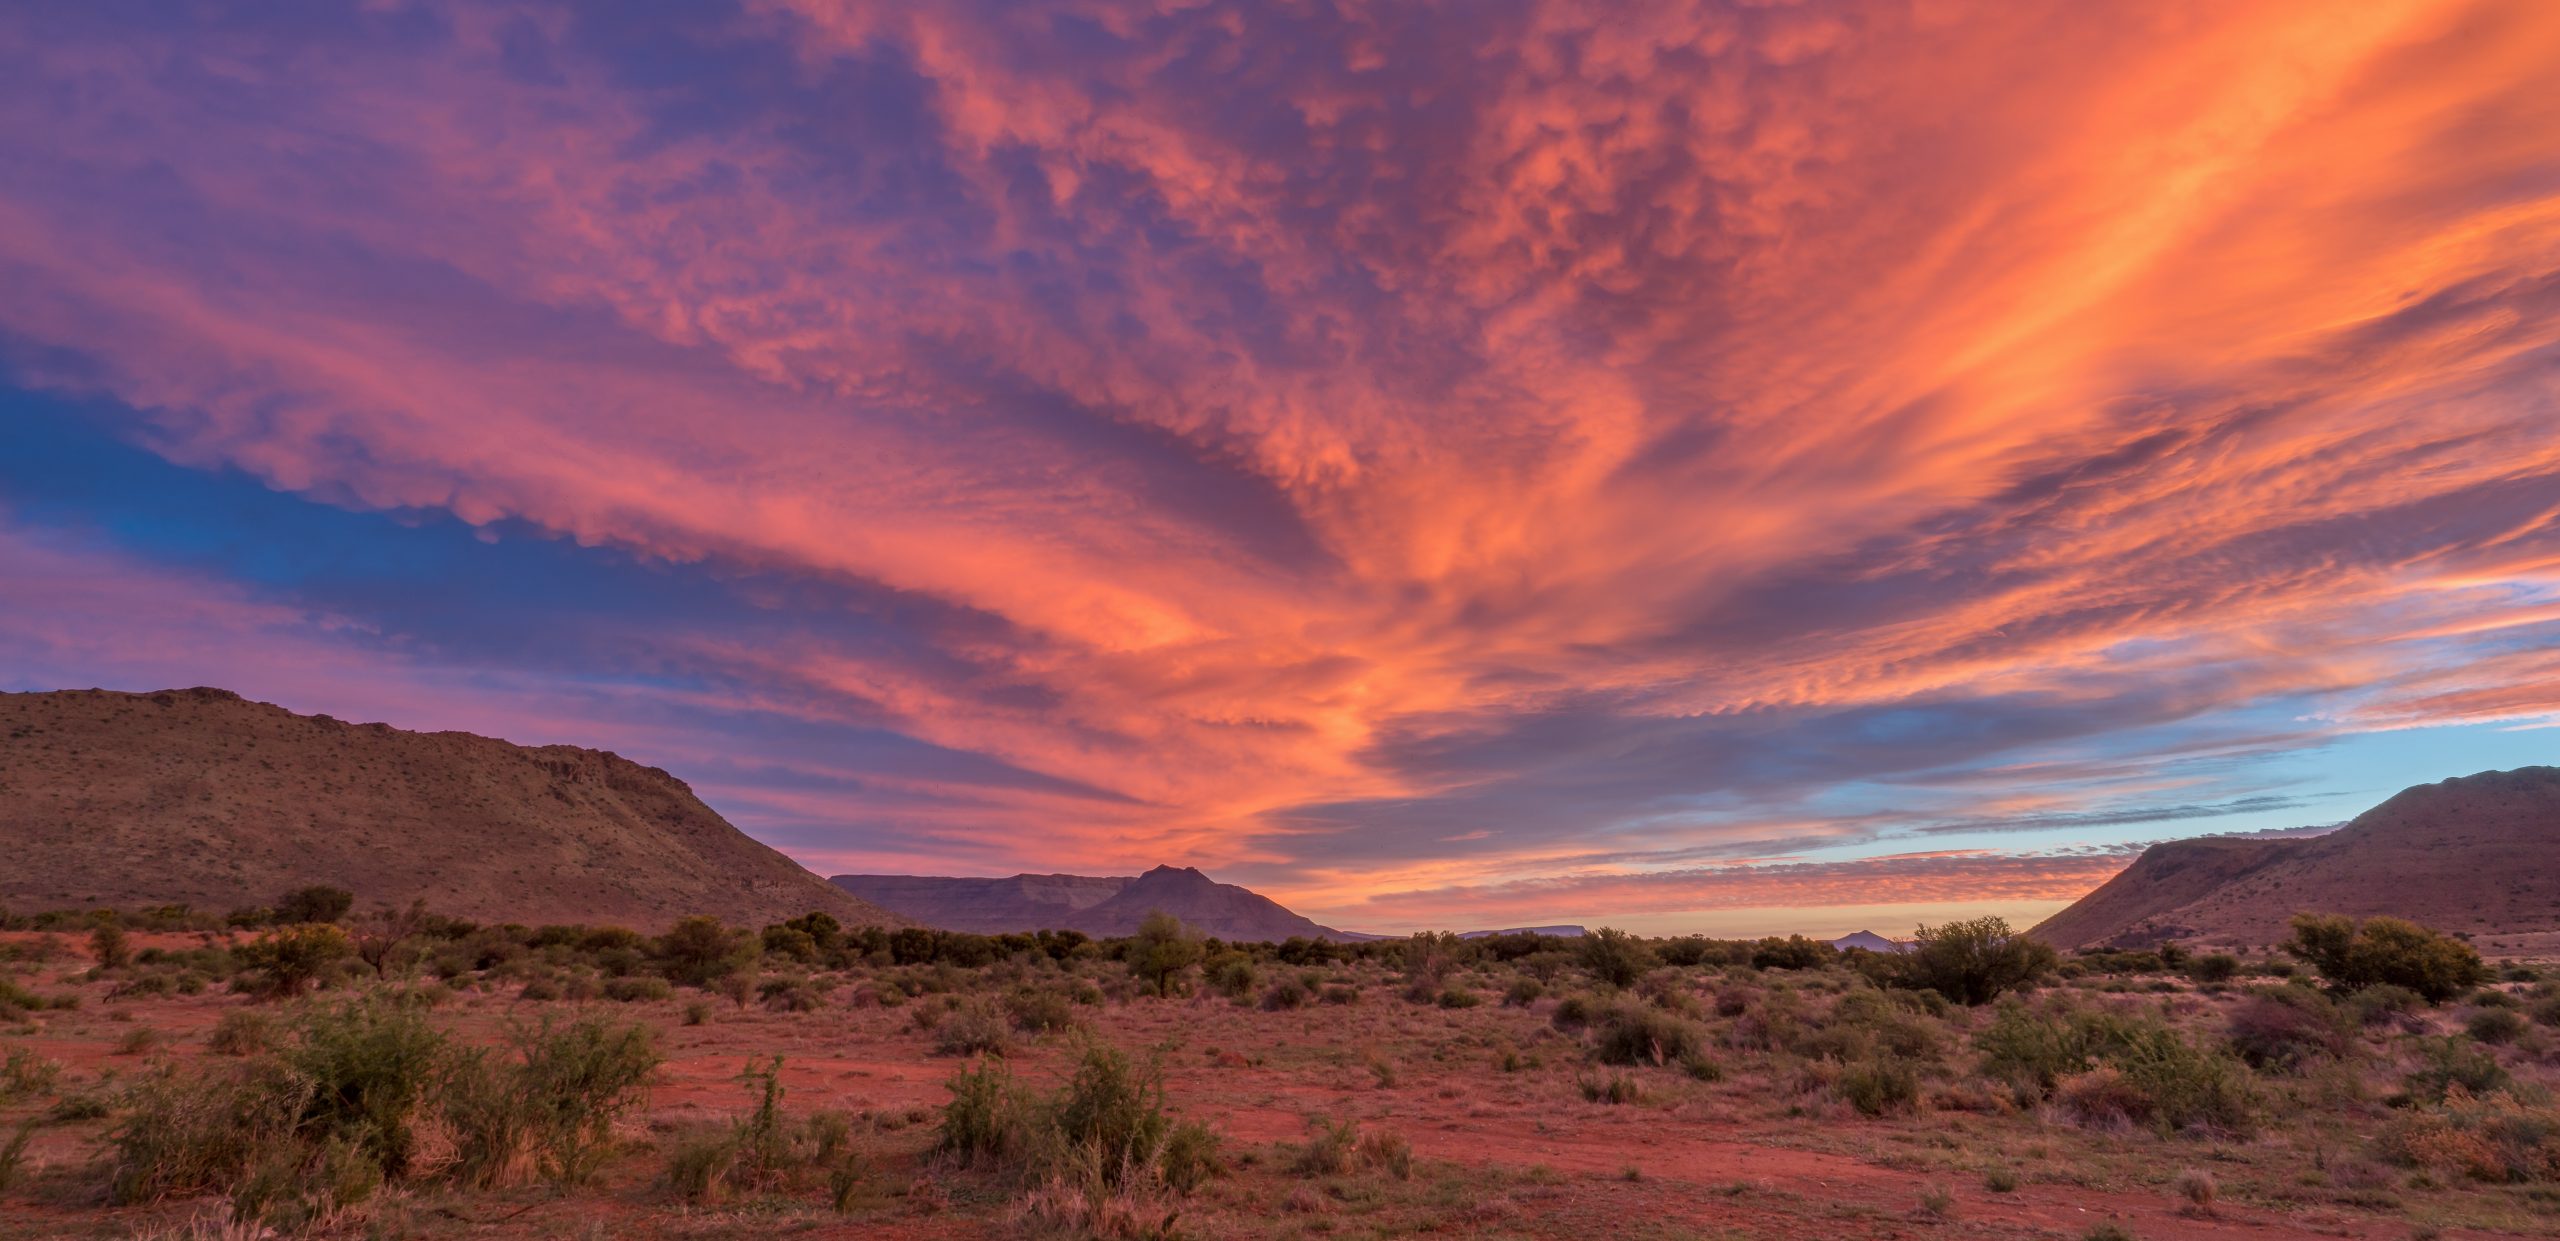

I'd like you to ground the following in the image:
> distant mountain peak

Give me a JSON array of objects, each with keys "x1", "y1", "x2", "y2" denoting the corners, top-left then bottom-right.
[{"x1": 835, "y1": 864, "x2": 1362, "y2": 941}]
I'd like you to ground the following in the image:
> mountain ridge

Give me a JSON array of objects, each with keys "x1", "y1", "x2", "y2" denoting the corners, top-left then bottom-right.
[
  {"x1": 0, "y1": 687, "x2": 900, "y2": 931},
  {"x1": 2030, "y1": 767, "x2": 2560, "y2": 950}
]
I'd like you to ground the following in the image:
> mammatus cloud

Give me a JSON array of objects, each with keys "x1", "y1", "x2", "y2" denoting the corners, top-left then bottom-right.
[{"x1": 2, "y1": 1, "x2": 2557, "y2": 927}]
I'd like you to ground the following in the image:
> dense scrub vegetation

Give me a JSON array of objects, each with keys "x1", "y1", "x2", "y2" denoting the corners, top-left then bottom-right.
[{"x1": 2, "y1": 894, "x2": 2557, "y2": 1236}]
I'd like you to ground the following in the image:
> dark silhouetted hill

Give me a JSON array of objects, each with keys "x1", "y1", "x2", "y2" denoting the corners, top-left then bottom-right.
[{"x1": 0, "y1": 687, "x2": 900, "y2": 931}]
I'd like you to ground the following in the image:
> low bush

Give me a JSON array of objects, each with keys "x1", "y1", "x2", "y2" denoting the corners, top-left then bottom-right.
[
  {"x1": 1258, "y1": 979, "x2": 1309, "y2": 1011},
  {"x1": 1593, "y1": 1004, "x2": 1704, "y2": 1067},
  {"x1": 1502, "y1": 977, "x2": 1544, "y2": 1007},
  {"x1": 446, "y1": 1016, "x2": 660, "y2": 1186},
  {"x1": 936, "y1": 1041, "x2": 1223, "y2": 1211},
  {"x1": 1005, "y1": 987, "x2": 1079, "y2": 1033},
  {"x1": 2189, "y1": 953, "x2": 2241, "y2": 984},
  {"x1": 2284, "y1": 914, "x2": 2485, "y2": 1004},
  {"x1": 2224, "y1": 990, "x2": 2347, "y2": 1072},
  {"x1": 2379, "y1": 1089, "x2": 2560, "y2": 1183},
  {"x1": 2402, "y1": 1036, "x2": 2510, "y2": 1104},
  {"x1": 2346, "y1": 983, "x2": 2425, "y2": 1027},
  {"x1": 1836, "y1": 1056, "x2": 1920, "y2": 1116},
  {"x1": 1, "y1": 1047, "x2": 62, "y2": 1100},
  {"x1": 2466, "y1": 1007, "x2": 2528, "y2": 1046},
  {"x1": 1579, "y1": 928, "x2": 1658, "y2": 988},
  {"x1": 932, "y1": 1001, "x2": 1011, "y2": 1058},
  {"x1": 604, "y1": 976, "x2": 672, "y2": 1003},
  {"x1": 1977, "y1": 1000, "x2": 2252, "y2": 1134}
]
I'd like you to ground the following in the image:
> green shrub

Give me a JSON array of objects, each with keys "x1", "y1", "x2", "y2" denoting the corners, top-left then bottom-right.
[
  {"x1": 1895, "y1": 917, "x2": 2056, "y2": 1006},
  {"x1": 1319, "y1": 983, "x2": 1359, "y2": 1005},
  {"x1": 654, "y1": 916, "x2": 757, "y2": 988},
  {"x1": 1749, "y1": 935, "x2": 1836, "y2": 971},
  {"x1": 233, "y1": 924, "x2": 356, "y2": 998},
  {"x1": 1258, "y1": 979, "x2": 1309, "y2": 1011},
  {"x1": 1836, "y1": 1056, "x2": 1920, "y2": 1116},
  {"x1": 1437, "y1": 985, "x2": 1482, "y2": 1009},
  {"x1": 2284, "y1": 914, "x2": 2485, "y2": 1004},
  {"x1": 448, "y1": 1016, "x2": 660, "y2": 1186},
  {"x1": 1005, "y1": 987, "x2": 1079, "y2": 1033},
  {"x1": 285, "y1": 997, "x2": 449, "y2": 1175},
  {"x1": 1579, "y1": 928, "x2": 1658, "y2": 988},
  {"x1": 1292, "y1": 1116, "x2": 1358, "y2": 1176},
  {"x1": 603, "y1": 976, "x2": 672, "y2": 1003},
  {"x1": 1205, "y1": 953, "x2": 1257, "y2": 1000},
  {"x1": 1551, "y1": 993, "x2": 1599, "y2": 1031},
  {"x1": 2379, "y1": 1089, "x2": 2560, "y2": 1182},
  {"x1": 1129, "y1": 912, "x2": 1204, "y2": 998},
  {"x1": 937, "y1": 1058, "x2": 1026, "y2": 1165},
  {"x1": 2189, "y1": 953, "x2": 2241, "y2": 984},
  {"x1": 1578, "y1": 1072, "x2": 1641, "y2": 1104},
  {"x1": 933, "y1": 1001, "x2": 1011, "y2": 1057},
  {"x1": 2403, "y1": 1036, "x2": 2510, "y2": 1104},
  {"x1": 936, "y1": 1040, "x2": 1220, "y2": 1204},
  {"x1": 1980, "y1": 1000, "x2": 2253, "y2": 1133},
  {"x1": 664, "y1": 1126, "x2": 738, "y2": 1204},
  {"x1": 1593, "y1": 1004, "x2": 1704, "y2": 1066},
  {"x1": 90, "y1": 920, "x2": 132, "y2": 971},
  {"x1": 2466, "y1": 1007, "x2": 2528, "y2": 1046},
  {"x1": 0, "y1": 1119, "x2": 32, "y2": 1194},
  {"x1": 1, "y1": 1047, "x2": 62, "y2": 1100},
  {"x1": 2224, "y1": 990, "x2": 2347, "y2": 1072},
  {"x1": 276, "y1": 886, "x2": 356, "y2": 926},
  {"x1": 1503, "y1": 977, "x2": 1544, "y2": 1007},
  {"x1": 105, "y1": 1060, "x2": 307, "y2": 1204},
  {"x1": 2347, "y1": 983, "x2": 2425, "y2": 1026}
]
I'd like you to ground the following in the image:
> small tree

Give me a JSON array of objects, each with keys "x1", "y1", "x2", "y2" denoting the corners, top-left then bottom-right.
[
  {"x1": 2282, "y1": 913, "x2": 2483, "y2": 1004},
  {"x1": 354, "y1": 900, "x2": 432, "y2": 978},
  {"x1": 1897, "y1": 916, "x2": 2056, "y2": 1006},
  {"x1": 236, "y1": 923, "x2": 356, "y2": 997},
  {"x1": 276, "y1": 885, "x2": 356, "y2": 926},
  {"x1": 656, "y1": 916, "x2": 758, "y2": 988},
  {"x1": 1129, "y1": 911, "x2": 1203, "y2": 997},
  {"x1": 1578, "y1": 928, "x2": 1658, "y2": 989},
  {"x1": 90, "y1": 918, "x2": 132, "y2": 971}
]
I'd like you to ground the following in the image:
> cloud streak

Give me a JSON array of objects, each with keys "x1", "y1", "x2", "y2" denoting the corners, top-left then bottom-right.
[{"x1": 2, "y1": 0, "x2": 2557, "y2": 927}]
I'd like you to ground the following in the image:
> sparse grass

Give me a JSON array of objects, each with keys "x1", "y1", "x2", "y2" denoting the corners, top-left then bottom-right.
[{"x1": 207, "y1": 1009, "x2": 278, "y2": 1056}]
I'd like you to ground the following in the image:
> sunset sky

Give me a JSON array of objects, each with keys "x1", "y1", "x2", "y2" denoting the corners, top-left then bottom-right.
[{"x1": 4, "y1": 1, "x2": 2558, "y2": 936}]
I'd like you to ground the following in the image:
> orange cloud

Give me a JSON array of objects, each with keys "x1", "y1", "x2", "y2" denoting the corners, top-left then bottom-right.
[{"x1": 2, "y1": 1, "x2": 2556, "y2": 924}]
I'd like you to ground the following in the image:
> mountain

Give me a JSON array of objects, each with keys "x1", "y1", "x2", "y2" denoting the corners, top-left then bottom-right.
[
  {"x1": 0, "y1": 687, "x2": 901, "y2": 931},
  {"x1": 2030, "y1": 767, "x2": 2560, "y2": 951},
  {"x1": 833, "y1": 865, "x2": 1361, "y2": 941},
  {"x1": 1828, "y1": 930, "x2": 1912, "y2": 954},
  {"x1": 1460, "y1": 925, "x2": 1588, "y2": 939}
]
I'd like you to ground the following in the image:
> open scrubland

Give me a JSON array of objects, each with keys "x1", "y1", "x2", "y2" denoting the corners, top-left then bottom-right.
[{"x1": 3, "y1": 899, "x2": 2557, "y2": 1239}]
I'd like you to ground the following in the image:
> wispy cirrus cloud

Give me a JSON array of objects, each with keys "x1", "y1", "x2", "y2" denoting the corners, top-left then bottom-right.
[{"x1": 2, "y1": 0, "x2": 2557, "y2": 929}]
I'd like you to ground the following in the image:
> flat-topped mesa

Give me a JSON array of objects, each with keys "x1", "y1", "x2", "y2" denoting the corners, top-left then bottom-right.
[{"x1": 0, "y1": 687, "x2": 901, "y2": 931}]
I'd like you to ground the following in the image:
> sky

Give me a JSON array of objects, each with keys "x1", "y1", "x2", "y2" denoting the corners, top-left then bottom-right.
[{"x1": 2, "y1": 1, "x2": 2558, "y2": 937}]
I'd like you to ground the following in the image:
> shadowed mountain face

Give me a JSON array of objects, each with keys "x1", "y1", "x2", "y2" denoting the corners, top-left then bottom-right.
[
  {"x1": 0, "y1": 687, "x2": 900, "y2": 931},
  {"x1": 833, "y1": 865, "x2": 1359, "y2": 941},
  {"x1": 2031, "y1": 767, "x2": 2560, "y2": 950}
]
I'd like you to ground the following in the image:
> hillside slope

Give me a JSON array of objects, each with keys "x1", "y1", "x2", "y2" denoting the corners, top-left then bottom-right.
[
  {"x1": 2031, "y1": 768, "x2": 2560, "y2": 950},
  {"x1": 0, "y1": 687, "x2": 900, "y2": 931},
  {"x1": 834, "y1": 865, "x2": 1359, "y2": 941}
]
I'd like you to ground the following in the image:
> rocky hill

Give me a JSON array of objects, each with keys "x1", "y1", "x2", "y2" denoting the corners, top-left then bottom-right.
[
  {"x1": 833, "y1": 864, "x2": 1360, "y2": 941},
  {"x1": 2030, "y1": 768, "x2": 2560, "y2": 951},
  {"x1": 0, "y1": 687, "x2": 900, "y2": 931}
]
